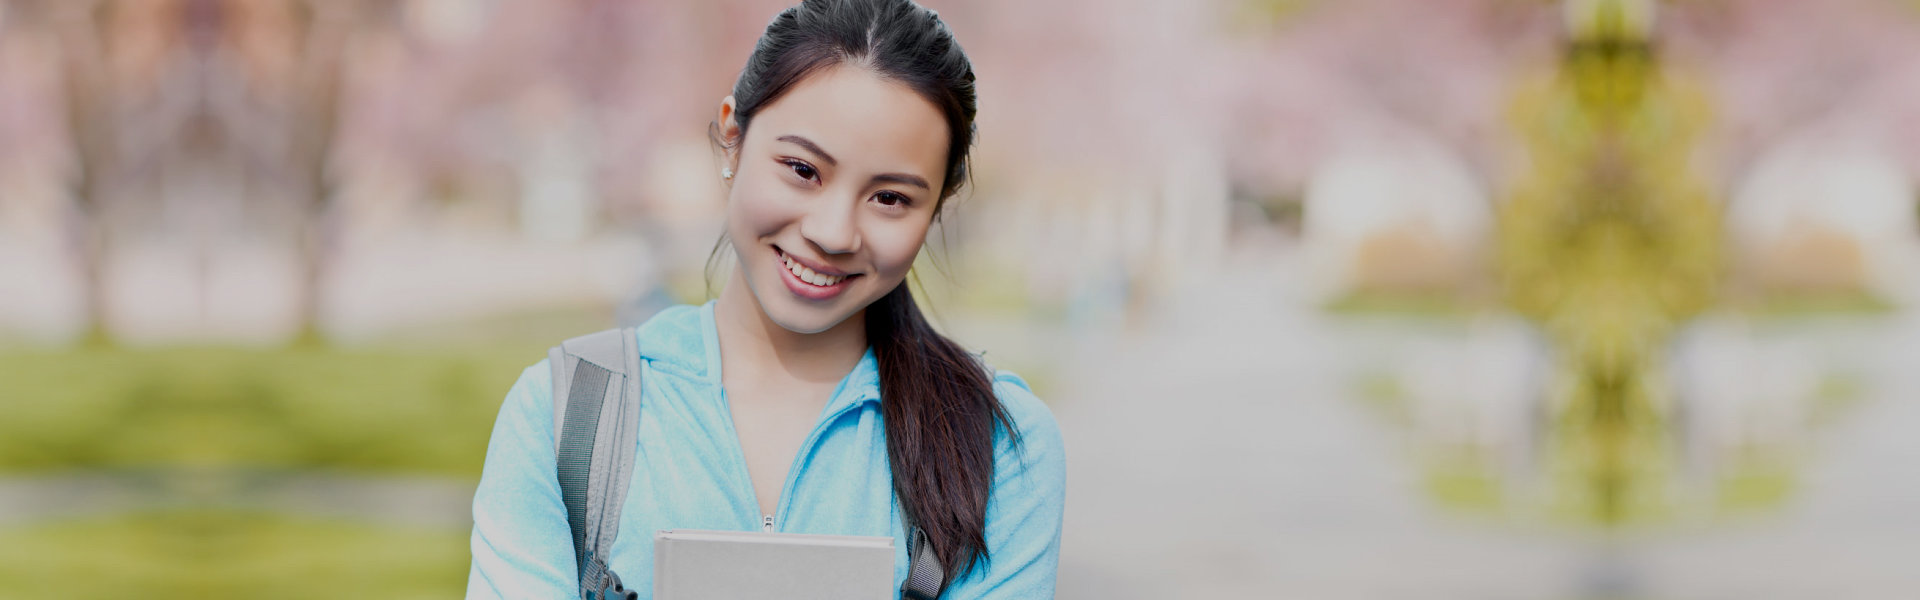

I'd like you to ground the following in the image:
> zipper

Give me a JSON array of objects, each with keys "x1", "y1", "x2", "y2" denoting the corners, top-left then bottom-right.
[
  {"x1": 768, "y1": 399, "x2": 869, "y2": 530},
  {"x1": 718, "y1": 379, "x2": 876, "y2": 534}
]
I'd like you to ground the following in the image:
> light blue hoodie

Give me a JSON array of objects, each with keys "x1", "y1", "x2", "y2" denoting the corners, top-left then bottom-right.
[{"x1": 465, "y1": 301, "x2": 1065, "y2": 598}]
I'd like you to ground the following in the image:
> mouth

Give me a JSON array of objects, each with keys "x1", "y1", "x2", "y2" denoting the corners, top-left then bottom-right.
[{"x1": 774, "y1": 246, "x2": 860, "y2": 300}]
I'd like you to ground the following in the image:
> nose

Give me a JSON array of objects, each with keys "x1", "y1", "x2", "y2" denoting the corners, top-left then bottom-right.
[{"x1": 798, "y1": 196, "x2": 862, "y2": 255}]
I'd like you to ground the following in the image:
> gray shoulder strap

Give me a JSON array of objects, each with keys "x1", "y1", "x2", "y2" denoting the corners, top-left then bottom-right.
[
  {"x1": 549, "y1": 327, "x2": 643, "y2": 600},
  {"x1": 900, "y1": 525, "x2": 946, "y2": 599}
]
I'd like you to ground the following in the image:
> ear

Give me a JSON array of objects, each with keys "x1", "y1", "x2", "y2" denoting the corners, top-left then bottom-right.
[{"x1": 716, "y1": 95, "x2": 742, "y2": 172}]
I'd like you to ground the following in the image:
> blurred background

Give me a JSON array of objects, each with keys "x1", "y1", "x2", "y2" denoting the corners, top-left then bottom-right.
[{"x1": 2, "y1": 0, "x2": 1919, "y2": 597}]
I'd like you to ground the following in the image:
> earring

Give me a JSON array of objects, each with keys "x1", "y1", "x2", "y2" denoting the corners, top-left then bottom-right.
[{"x1": 721, "y1": 167, "x2": 734, "y2": 180}]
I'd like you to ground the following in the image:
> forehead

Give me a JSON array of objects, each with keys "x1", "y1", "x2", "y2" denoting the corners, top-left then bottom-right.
[{"x1": 747, "y1": 64, "x2": 950, "y2": 182}]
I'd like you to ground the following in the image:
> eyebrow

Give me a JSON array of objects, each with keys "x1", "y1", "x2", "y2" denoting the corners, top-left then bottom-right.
[
  {"x1": 777, "y1": 134, "x2": 932, "y2": 191},
  {"x1": 777, "y1": 135, "x2": 837, "y2": 166},
  {"x1": 872, "y1": 172, "x2": 931, "y2": 191}
]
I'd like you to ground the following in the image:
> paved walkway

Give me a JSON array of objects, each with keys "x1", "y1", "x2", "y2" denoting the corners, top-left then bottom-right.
[{"x1": 1047, "y1": 250, "x2": 1920, "y2": 599}]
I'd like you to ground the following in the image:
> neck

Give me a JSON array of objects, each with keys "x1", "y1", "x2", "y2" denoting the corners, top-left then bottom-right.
[{"x1": 713, "y1": 267, "x2": 868, "y2": 387}]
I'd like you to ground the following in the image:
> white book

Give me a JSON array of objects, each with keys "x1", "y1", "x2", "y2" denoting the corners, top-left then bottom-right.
[{"x1": 653, "y1": 529, "x2": 895, "y2": 600}]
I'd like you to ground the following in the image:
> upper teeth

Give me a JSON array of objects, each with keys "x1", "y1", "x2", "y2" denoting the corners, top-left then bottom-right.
[{"x1": 784, "y1": 254, "x2": 846, "y2": 286}]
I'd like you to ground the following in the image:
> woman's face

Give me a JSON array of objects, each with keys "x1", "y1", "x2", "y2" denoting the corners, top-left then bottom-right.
[{"x1": 719, "y1": 64, "x2": 950, "y2": 335}]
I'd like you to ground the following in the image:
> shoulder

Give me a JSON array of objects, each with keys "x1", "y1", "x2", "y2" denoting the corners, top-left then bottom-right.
[
  {"x1": 987, "y1": 369, "x2": 1065, "y2": 479},
  {"x1": 504, "y1": 303, "x2": 698, "y2": 423},
  {"x1": 516, "y1": 357, "x2": 554, "y2": 394},
  {"x1": 989, "y1": 370, "x2": 1056, "y2": 437},
  {"x1": 634, "y1": 303, "x2": 704, "y2": 342},
  {"x1": 498, "y1": 358, "x2": 556, "y2": 436},
  {"x1": 632, "y1": 303, "x2": 714, "y2": 379}
]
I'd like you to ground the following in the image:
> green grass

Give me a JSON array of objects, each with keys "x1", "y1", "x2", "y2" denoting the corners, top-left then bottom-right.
[
  {"x1": 0, "y1": 343, "x2": 545, "y2": 477},
  {"x1": 1745, "y1": 290, "x2": 1899, "y2": 319},
  {"x1": 0, "y1": 342, "x2": 534, "y2": 598},
  {"x1": 0, "y1": 510, "x2": 468, "y2": 600},
  {"x1": 1323, "y1": 290, "x2": 1480, "y2": 320},
  {"x1": 1423, "y1": 456, "x2": 1507, "y2": 515}
]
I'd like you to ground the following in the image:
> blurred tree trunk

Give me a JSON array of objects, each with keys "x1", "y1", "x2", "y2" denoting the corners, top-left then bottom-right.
[
  {"x1": 284, "y1": 1, "x2": 352, "y2": 347},
  {"x1": 51, "y1": 0, "x2": 116, "y2": 348}
]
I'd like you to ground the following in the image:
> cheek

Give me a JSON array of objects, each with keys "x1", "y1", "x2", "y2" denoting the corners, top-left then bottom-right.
[
  {"x1": 864, "y1": 220, "x2": 932, "y2": 278},
  {"x1": 725, "y1": 179, "x2": 799, "y2": 240}
]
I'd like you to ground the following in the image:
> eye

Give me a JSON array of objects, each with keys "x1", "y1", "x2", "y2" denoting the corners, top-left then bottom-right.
[
  {"x1": 873, "y1": 191, "x2": 912, "y2": 208},
  {"x1": 781, "y1": 159, "x2": 818, "y2": 182}
]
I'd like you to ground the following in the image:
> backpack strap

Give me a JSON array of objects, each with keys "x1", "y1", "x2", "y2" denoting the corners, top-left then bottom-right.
[
  {"x1": 900, "y1": 524, "x2": 946, "y2": 599},
  {"x1": 549, "y1": 327, "x2": 644, "y2": 600}
]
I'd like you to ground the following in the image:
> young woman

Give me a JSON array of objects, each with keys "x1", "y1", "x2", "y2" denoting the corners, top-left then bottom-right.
[{"x1": 464, "y1": 1, "x2": 1065, "y2": 598}]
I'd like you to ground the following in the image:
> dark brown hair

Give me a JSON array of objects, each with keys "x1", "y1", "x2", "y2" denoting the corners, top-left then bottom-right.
[{"x1": 709, "y1": 0, "x2": 1014, "y2": 586}]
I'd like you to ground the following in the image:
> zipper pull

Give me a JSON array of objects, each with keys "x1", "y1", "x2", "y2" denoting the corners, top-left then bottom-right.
[{"x1": 763, "y1": 514, "x2": 774, "y2": 532}]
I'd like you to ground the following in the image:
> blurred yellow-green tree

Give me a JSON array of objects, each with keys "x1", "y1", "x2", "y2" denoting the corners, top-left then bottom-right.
[{"x1": 1498, "y1": 0, "x2": 1721, "y2": 525}]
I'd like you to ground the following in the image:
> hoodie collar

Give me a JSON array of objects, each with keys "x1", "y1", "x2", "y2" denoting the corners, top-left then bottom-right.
[{"x1": 637, "y1": 300, "x2": 882, "y2": 409}]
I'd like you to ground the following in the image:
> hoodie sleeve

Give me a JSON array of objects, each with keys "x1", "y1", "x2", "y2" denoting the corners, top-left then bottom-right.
[
  {"x1": 465, "y1": 360, "x2": 579, "y2": 599},
  {"x1": 937, "y1": 371, "x2": 1068, "y2": 599}
]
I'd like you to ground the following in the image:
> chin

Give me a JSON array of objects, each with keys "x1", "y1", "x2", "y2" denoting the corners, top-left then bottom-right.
[{"x1": 764, "y1": 303, "x2": 845, "y2": 335}]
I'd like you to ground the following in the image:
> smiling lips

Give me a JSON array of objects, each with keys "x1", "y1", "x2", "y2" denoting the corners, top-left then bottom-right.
[{"x1": 776, "y1": 247, "x2": 858, "y2": 300}]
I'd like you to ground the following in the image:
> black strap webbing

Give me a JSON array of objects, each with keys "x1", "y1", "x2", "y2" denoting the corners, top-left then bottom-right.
[
  {"x1": 901, "y1": 526, "x2": 945, "y2": 599},
  {"x1": 557, "y1": 359, "x2": 612, "y2": 571}
]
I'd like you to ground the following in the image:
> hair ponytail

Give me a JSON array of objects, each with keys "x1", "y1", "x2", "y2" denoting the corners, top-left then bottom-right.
[{"x1": 867, "y1": 282, "x2": 1016, "y2": 581}]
